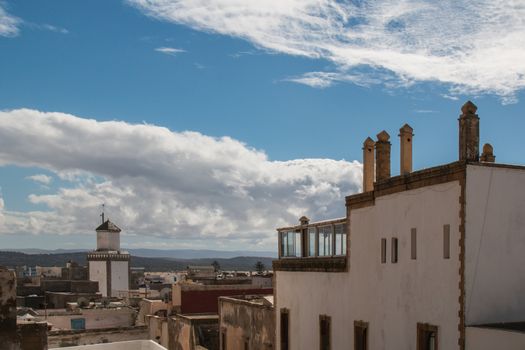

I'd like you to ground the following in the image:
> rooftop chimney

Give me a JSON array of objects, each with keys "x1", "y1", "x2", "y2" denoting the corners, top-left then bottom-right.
[
  {"x1": 399, "y1": 124, "x2": 414, "y2": 175},
  {"x1": 375, "y1": 130, "x2": 391, "y2": 182},
  {"x1": 459, "y1": 101, "x2": 480, "y2": 161},
  {"x1": 362, "y1": 137, "x2": 375, "y2": 192},
  {"x1": 480, "y1": 143, "x2": 495, "y2": 163}
]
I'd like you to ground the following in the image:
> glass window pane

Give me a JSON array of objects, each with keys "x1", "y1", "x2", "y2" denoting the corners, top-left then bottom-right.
[
  {"x1": 295, "y1": 231, "x2": 302, "y2": 257},
  {"x1": 308, "y1": 227, "x2": 316, "y2": 256},
  {"x1": 318, "y1": 226, "x2": 333, "y2": 256},
  {"x1": 334, "y1": 224, "x2": 345, "y2": 256},
  {"x1": 287, "y1": 231, "x2": 294, "y2": 257}
]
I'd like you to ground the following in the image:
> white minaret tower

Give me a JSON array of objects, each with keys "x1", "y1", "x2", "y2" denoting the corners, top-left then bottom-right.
[{"x1": 87, "y1": 207, "x2": 130, "y2": 297}]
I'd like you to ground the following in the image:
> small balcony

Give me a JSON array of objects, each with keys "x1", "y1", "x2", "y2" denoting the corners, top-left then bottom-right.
[{"x1": 273, "y1": 217, "x2": 348, "y2": 272}]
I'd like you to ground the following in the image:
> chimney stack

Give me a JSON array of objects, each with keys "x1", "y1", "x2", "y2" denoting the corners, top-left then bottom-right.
[
  {"x1": 375, "y1": 130, "x2": 391, "y2": 182},
  {"x1": 480, "y1": 143, "x2": 495, "y2": 163},
  {"x1": 459, "y1": 101, "x2": 480, "y2": 161},
  {"x1": 399, "y1": 124, "x2": 414, "y2": 175},
  {"x1": 362, "y1": 137, "x2": 375, "y2": 192}
]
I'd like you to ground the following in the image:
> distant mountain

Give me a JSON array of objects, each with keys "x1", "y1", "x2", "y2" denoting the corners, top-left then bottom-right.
[
  {"x1": 3, "y1": 248, "x2": 277, "y2": 259},
  {"x1": 127, "y1": 248, "x2": 277, "y2": 259},
  {"x1": 0, "y1": 251, "x2": 275, "y2": 272}
]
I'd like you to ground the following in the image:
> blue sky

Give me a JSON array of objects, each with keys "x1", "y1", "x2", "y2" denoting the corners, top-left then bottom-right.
[{"x1": 0, "y1": 0, "x2": 524, "y2": 251}]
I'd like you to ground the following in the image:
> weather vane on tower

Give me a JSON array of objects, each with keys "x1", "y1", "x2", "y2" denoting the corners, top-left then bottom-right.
[{"x1": 100, "y1": 203, "x2": 105, "y2": 224}]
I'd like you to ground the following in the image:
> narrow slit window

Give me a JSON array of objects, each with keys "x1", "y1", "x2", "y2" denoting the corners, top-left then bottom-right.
[
  {"x1": 280, "y1": 309, "x2": 289, "y2": 350},
  {"x1": 443, "y1": 224, "x2": 450, "y2": 259},
  {"x1": 381, "y1": 238, "x2": 387, "y2": 264},
  {"x1": 391, "y1": 237, "x2": 398, "y2": 263},
  {"x1": 319, "y1": 315, "x2": 331, "y2": 350},
  {"x1": 411, "y1": 228, "x2": 417, "y2": 260}
]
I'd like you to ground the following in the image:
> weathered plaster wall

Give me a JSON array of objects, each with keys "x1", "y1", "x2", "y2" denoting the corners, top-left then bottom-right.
[
  {"x1": 47, "y1": 308, "x2": 136, "y2": 330},
  {"x1": 465, "y1": 327, "x2": 525, "y2": 350},
  {"x1": 0, "y1": 267, "x2": 19, "y2": 350},
  {"x1": 276, "y1": 181, "x2": 462, "y2": 350},
  {"x1": 465, "y1": 165, "x2": 525, "y2": 324},
  {"x1": 219, "y1": 297, "x2": 274, "y2": 350}
]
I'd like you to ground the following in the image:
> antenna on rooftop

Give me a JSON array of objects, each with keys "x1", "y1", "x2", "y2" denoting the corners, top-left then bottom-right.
[{"x1": 101, "y1": 203, "x2": 105, "y2": 224}]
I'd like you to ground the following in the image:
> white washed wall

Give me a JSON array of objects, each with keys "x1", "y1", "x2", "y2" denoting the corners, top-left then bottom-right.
[
  {"x1": 465, "y1": 165, "x2": 525, "y2": 324},
  {"x1": 89, "y1": 261, "x2": 107, "y2": 297},
  {"x1": 465, "y1": 327, "x2": 525, "y2": 350},
  {"x1": 276, "y1": 181, "x2": 462, "y2": 350},
  {"x1": 111, "y1": 261, "x2": 129, "y2": 296}
]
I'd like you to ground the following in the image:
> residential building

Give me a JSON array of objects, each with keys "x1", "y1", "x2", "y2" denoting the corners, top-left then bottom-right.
[{"x1": 273, "y1": 101, "x2": 525, "y2": 349}]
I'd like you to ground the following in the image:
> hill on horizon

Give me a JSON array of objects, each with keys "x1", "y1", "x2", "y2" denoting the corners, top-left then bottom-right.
[
  {"x1": 0, "y1": 251, "x2": 275, "y2": 272},
  {"x1": 3, "y1": 248, "x2": 277, "y2": 259}
]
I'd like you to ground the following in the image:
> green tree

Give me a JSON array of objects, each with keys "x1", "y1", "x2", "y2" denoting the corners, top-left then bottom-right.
[
  {"x1": 212, "y1": 260, "x2": 221, "y2": 272},
  {"x1": 254, "y1": 261, "x2": 265, "y2": 274}
]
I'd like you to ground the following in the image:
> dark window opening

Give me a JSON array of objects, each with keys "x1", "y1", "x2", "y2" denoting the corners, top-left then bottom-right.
[
  {"x1": 320, "y1": 315, "x2": 331, "y2": 350},
  {"x1": 411, "y1": 228, "x2": 417, "y2": 260},
  {"x1": 391, "y1": 237, "x2": 398, "y2": 263},
  {"x1": 354, "y1": 321, "x2": 368, "y2": 350},
  {"x1": 381, "y1": 238, "x2": 387, "y2": 264},
  {"x1": 417, "y1": 323, "x2": 438, "y2": 350},
  {"x1": 443, "y1": 225, "x2": 450, "y2": 259},
  {"x1": 281, "y1": 309, "x2": 289, "y2": 350}
]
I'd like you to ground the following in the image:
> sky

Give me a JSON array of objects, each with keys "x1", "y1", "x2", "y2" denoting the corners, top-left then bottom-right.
[{"x1": 0, "y1": 0, "x2": 524, "y2": 251}]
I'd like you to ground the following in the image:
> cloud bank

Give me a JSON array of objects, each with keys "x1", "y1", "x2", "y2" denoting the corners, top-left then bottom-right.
[
  {"x1": 0, "y1": 109, "x2": 361, "y2": 249},
  {"x1": 126, "y1": 0, "x2": 525, "y2": 102}
]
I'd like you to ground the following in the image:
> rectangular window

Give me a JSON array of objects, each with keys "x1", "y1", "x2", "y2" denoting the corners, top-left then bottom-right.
[
  {"x1": 318, "y1": 226, "x2": 333, "y2": 256},
  {"x1": 391, "y1": 237, "x2": 398, "y2": 263},
  {"x1": 381, "y1": 238, "x2": 387, "y2": 264},
  {"x1": 280, "y1": 231, "x2": 302, "y2": 257},
  {"x1": 443, "y1": 225, "x2": 450, "y2": 259},
  {"x1": 280, "y1": 309, "x2": 289, "y2": 350},
  {"x1": 411, "y1": 228, "x2": 417, "y2": 260},
  {"x1": 308, "y1": 227, "x2": 317, "y2": 257},
  {"x1": 417, "y1": 323, "x2": 438, "y2": 350},
  {"x1": 334, "y1": 224, "x2": 346, "y2": 256},
  {"x1": 319, "y1": 315, "x2": 331, "y2": 350},
  {"x1": 354, "y1": 321, "x2": 368, "y2": 350}
]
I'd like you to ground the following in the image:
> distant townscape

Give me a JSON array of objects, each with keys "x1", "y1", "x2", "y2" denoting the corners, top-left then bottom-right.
[{"x1": 2, "y1": 101, "x2": 525, "y2": 350}]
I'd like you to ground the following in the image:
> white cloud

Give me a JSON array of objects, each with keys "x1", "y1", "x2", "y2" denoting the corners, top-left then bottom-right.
[
  {"x1": 26, "y1": 174, "x2": 53, "y2": 185},
  {"x1": 126, "y1": 0, "x2": 525, "y2": 102},
  {"x1": 37, "y1": 24, "x2": 69, "y2": 34},
  {"x1": 0, "y1": 3, "x2": 20, "y2": 37},
  {"x1": 155, "y1": 46, "x2": 186, "y2": 55},
  {"x1": 0, "y1": 109, "x2": 361, "y2": 249}
]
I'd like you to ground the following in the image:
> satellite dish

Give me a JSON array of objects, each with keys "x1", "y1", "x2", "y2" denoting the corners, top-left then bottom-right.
[{"x1": 160, "y1": 288, "x2": 171, "y2": 302}]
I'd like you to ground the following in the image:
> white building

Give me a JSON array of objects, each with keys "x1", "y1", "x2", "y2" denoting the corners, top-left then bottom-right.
[
  {"x1": 88, "y1": 219, "x2": 130, "y2": 297},
  {"x1": 272, "y1": 101, "x2": 525, "y2": 350}
]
